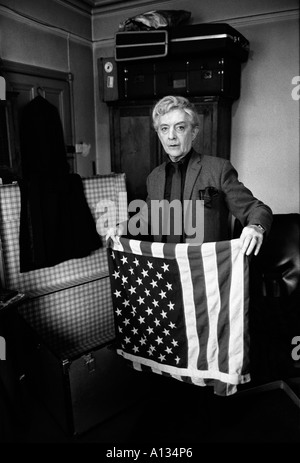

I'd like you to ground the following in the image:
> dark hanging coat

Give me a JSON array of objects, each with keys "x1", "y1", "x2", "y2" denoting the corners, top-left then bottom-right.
[{"x1": 19, "y1": 95, "x2": 102, "y2": 272}]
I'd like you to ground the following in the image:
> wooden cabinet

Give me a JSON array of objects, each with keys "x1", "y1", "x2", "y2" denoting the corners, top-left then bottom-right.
[{"x1": 109, "y1": 96, "x2": 233, "y2": 202}]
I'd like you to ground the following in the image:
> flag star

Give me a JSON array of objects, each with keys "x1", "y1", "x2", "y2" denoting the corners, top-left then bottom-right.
[
  {"x1": 122, "y1": 299, "x2": 130, "y2": 307},
  {"x1": 152, "y1": 299, "x2": 159, "y2": 307},
  {"x1": 159, "y1": 290, "x2": 166, "y2": 299},
  {"x1": 137, "y1": 296, "x2": 145, "y2": 305},
  {"x1": 165, "y1": 346, "x2": 173, "y2": 354},
  {"x1": 138, "y1": 316, "x2": 145, "y2": 324},
  {"x1": 145, "y1": 307, "x2": 153, "y2": 316},
  {"x1": 124, "y1": 336, "x2": 131, "y2": 344},
  {"x1": 132, "y1": 327, "x2": 138, "y2": 335},
  {"x1": 168, "y1": 301, "x2": 175, "y2": 310},
  {"x1": 131, "y1": 306, "x2": 137, "y2": 316},
  {"x1": 132, "y1": 345, "x2": 139, "y2": 353},
  {"x1": 139, "y1": 337, "x2": 147, "y2": 346},
  {"x1": 147, "y1": 261, "x2": 153, "y2": 269},
  {"x1": 166, "y1": 282, "x2": 172, "y2": 291},
  {"x1": 163, "y1": 328, "x2": 170, "y2": 336},
  {"x1": 154, "y1": 318, "x2": 160, "y2": 326},
  {"x1": 111, "y1": 251, "x2": 115, "y2": 259},
  {"x1": 112, "y1": 270, "x2": 120, "y2": 279},
  {"x1": 144, "y1": 288, "x2": 151, "y2": 296},
  {"x1": 129, "y1": 267, "x2": 134, "y2": 275},
  {"x1": 121, "y1": 256, "x2": 128, "y2": 264},
  {"x1": 128, "y1": 286, "x2": 136, "y2": 294},
  {"x1": 115, "y1": 308, "x2": 122, "y2": 316},
  {"x1": 150, "y1": 280, "x2": 158, "y2": 288},
  {"x1": 123, "y1": 318, "x2": 130, "y2": 326},
  {"x1": 160, "y1": 310, "x2": 167, "y2": 319},
  {"x1": 136, "y1": 277, "x2": 143, "y2": 285},
  {"x1": 147, "y1": 349, "x2": 154, "y2": 356},
  {"x1": 141, "y1": 269, "x2": 149, "y2": 278},
  {"x1": 121, "y1": 275, "x2": 128, "y2": 285},
  {"x1": 118, "y1": 326, "x2": 123, "y2": 333},
  {"x1": 161, "y1": 263, "x2": 169, "y2": 272},
  {"x1": 158, "y1": 354, "x2": 166, "y2": 362},
  {"x1": 175, "y1": 356, "x2": 180, "y2": 364},
  {"x1": 171, "y1": 339, "x2": 179, "y2": 347},
  {"x1": 149, "y1": 345, "x2": 156, "y2": 352},
  {"x1": 121, "y1": 343, "x2": 125, "y2": 349},
  {"x1": 169, "y1": 322, "x2": 176, "y2": 330},
  {"x1": 155, "y1": 336, "x2": 163, "y2": 345},
  {"x1": 114, "y1": 290, "x2": 121, "y2": 298},
  {"x1": 146, "y1": 326, "x2": 154, "y2": 335},
  {"x1": 156, "y1": 272, "x2": 163, "y2": 280},
  {"x1": 133, "y1": 258, "x2": 139, "y2": 266}
]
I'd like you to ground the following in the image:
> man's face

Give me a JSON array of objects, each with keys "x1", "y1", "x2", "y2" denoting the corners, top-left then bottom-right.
[{"x1": 157, "y1": 109, "x2": 198, "y2": 162}]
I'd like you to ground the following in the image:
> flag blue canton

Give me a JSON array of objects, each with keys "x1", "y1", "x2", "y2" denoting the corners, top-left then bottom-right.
[{"x1": 109, "y1": 245, "x2": 188, "y2": 367}]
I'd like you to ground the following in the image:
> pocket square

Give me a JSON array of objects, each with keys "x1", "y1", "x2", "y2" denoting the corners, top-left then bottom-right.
[{"x1": 199, "y1": 187, "x2": 219, "y2": 208}]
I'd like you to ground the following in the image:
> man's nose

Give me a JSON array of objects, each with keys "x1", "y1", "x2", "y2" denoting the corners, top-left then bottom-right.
[{"x1": 168, "y1": 127, "x2": 176, "y2": 139}]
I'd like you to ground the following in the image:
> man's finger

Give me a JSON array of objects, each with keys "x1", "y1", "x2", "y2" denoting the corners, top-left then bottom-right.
[
  {"x1": 240, "y1": 234, "x2": 251, "y2": 254},
  {"x1": 245, "y1": 236, "x2": 257, "y2": 256}
]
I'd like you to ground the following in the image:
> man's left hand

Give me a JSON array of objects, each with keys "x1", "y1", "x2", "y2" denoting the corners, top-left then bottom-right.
[{"x1": 239, "y1": 224, "x2": 264, "y2": 256}]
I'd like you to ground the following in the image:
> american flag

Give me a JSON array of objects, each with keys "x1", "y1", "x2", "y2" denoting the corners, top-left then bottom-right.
[{"x1": 107, "y1": 237, "x2": 250, "y2": 396}]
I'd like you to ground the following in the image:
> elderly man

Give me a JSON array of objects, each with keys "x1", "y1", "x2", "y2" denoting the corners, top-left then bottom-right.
[{"x1": 109, "y1": 95, "x2": 272, "y2": 255}]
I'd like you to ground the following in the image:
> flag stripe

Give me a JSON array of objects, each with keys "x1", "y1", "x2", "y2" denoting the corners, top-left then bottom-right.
[
  {"x1": 117, "y1": 349, "x2": 248, "y2": 383},
  {"x1": 112, "y1": 238, "x2": 124, "y2": 253},
  {"x1": 129, "y1": 239, "x2": 142, "y2": 255},
  {"x1": 201, "y1": 242, "x2": 221, "y2": 372},
  {"x1": 187, "y1": 245, "x2": 209, "y2": 371},
  {"x1": 216, "y1": 240, "x2": 232, "y2": 374},
  {"x1": 228, "y1": 239, "x2": 245, "y2": 375},
  {"x1": 151, "y1": 241, "x2": 165, "y2": 259},
  {"x1": 242, "y1": 251, "x2": 250, "y2": 376},
  {"x1": 175, "y1": 245, "x2": 200, "y2": 371}
]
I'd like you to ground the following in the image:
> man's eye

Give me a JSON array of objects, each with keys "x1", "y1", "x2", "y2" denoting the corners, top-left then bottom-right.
[
  {"x1": 160, "y1": 127, "x2": 168, "y2": 133},
  {"x1": 175, "y1": 125, "x2": 185, "y2": 132}
]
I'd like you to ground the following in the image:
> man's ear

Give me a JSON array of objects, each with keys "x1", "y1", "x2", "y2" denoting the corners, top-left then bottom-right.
[
  {"x1": 192, "y1": 126, "x2": 199, "y2": 141},
  {"x1": 157, "y1": 130, "x2": 164, "y2": 144}
]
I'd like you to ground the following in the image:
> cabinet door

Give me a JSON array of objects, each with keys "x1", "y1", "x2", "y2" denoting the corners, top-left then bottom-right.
[
  {"x1": 110, "y1": 103, "x2": 159, "y2": 203},
  {"x1": 192, "y1": 97, "x2": 232, "y2": 159}
]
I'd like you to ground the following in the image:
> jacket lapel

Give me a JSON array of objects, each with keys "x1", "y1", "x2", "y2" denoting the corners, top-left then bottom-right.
[
  {"x1": 183, "y1": 150, "x2": 202, "y2": 199},
  {"x1": 153, "y1": 162, "x2": 166, "y2": 200}
]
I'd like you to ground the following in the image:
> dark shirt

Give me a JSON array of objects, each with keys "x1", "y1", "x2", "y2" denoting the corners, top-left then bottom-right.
[
  {"x1": 163, "y1": 150, "x2": 192, "y2": 242},
  {"x1": 164, "y1": 150, "x2": 192, "y2": 202}
]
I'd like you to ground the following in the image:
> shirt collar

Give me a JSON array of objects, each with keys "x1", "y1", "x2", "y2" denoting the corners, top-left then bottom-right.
[{"x1": 166, "y1": 149, "x2": 193, "y2": 167}]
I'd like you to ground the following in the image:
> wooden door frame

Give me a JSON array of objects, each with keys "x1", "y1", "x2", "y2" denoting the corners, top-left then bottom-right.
[{"x1": 0, "y1": 59, "x2": 76, "y2": 173}]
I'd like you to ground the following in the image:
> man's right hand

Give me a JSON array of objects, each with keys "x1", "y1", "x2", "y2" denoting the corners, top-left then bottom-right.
[{"x1": 105, "y1": 224, "x2": 124, "y2": 245}]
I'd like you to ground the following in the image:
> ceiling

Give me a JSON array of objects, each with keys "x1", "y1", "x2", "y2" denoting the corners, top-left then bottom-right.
[
  {"x1": 78, "y1": 0, "x2": 133, "y2": 6},
  {"x1": 81, "y1": 0, "x2": 134, "y2": 5},
  {"x1": 64, "y1": 0, "x2": 162, "y2": 14}
]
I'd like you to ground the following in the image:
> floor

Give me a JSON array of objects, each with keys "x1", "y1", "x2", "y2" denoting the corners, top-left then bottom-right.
[{"x1": 2, "y1": 373, "x2": 300, "y2": 445}]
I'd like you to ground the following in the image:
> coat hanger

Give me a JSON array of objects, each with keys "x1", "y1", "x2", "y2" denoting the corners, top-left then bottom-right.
[{"x1": 37, "y1": 86, "x2": 44, "y2": 97}]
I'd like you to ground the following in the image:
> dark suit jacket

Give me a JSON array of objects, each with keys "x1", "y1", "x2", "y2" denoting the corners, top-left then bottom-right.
[{"x1": 134, "y1": 149, "x2": 273, "y2": 243}]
